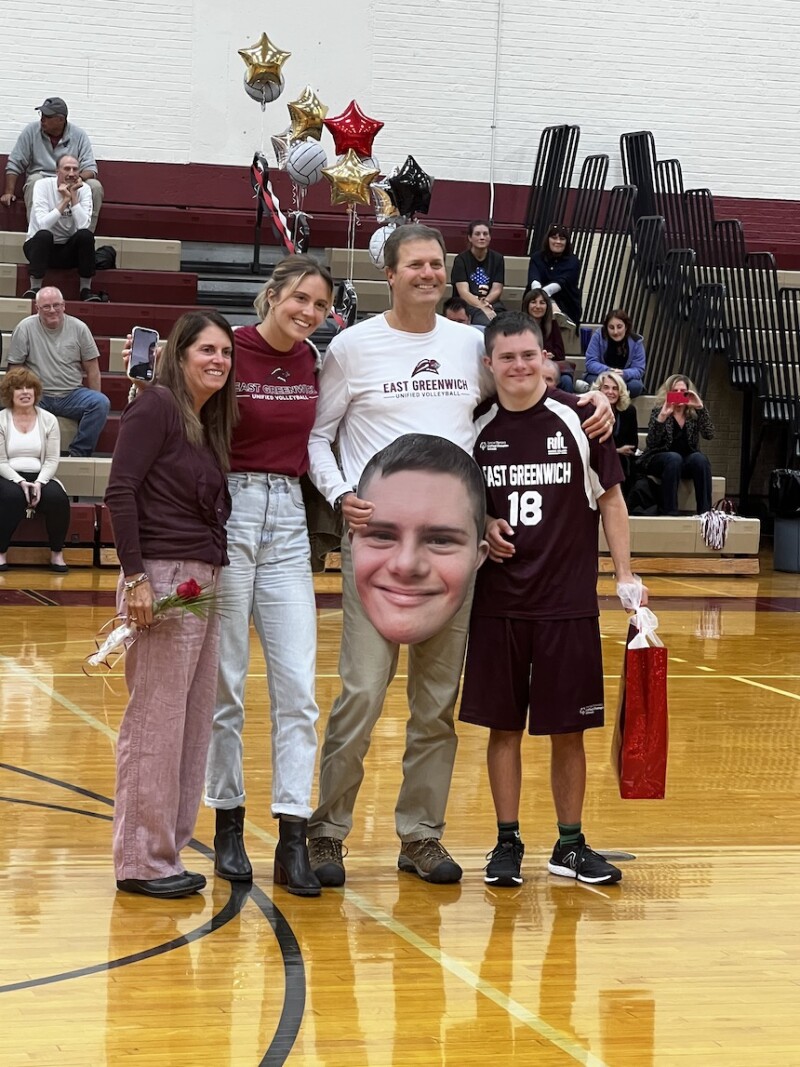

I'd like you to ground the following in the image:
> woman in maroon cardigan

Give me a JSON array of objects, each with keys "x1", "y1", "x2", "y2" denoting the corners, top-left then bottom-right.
[{"x1": 105, "y1": 310, "x2": 237, "y2": 899}]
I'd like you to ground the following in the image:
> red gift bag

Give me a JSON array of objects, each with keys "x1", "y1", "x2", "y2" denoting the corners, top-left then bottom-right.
[{"x1": 611, "y1": 621, "x2": 669, "y2": 799}]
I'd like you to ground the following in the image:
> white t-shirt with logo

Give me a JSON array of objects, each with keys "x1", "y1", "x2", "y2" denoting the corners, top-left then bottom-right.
[{"x1": 308, "y1": 313, "x2": 492, "y2": 504}]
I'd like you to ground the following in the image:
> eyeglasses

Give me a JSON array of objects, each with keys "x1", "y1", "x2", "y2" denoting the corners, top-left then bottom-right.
[{"x1": 38, "y1": 303, "x2": 65, "y2": 311}]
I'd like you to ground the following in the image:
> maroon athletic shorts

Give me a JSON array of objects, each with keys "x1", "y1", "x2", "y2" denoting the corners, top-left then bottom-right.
[{"x1": 459, "y1": 615, "x2": 604, "y2": 735}]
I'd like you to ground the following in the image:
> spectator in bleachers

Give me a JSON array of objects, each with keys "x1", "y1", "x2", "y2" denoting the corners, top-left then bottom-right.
[
  {"x1": 521, "y1": 288, "x2": 574, "y2": 390},
  {"x1": 1, "y1": 97, "x2": 103, "y2": 231},
  {"x1": 542, "y1": 358, "x2": 561, "y2": 388},
  {"x1": 0, "y1": 367, "x2": 70, "y2": 573},
  {"x1": 19, "y1": 155, "x2": 100, "y2": 301},
  {"x1": 591, "y1": 371, "x2": 638, "y2": 496},
  {"x1": 583, "y1": 309, "x2": 646, "y2": 398},
  {"x1": 205, "y1": 254, "x2": 334, "y2": 898},
  {"x1": 105, "y1": 310, "x2": 237, "y2": 899},
  {"x1": 442, "y1": 296, "x2": 472, "y2": 324},
  {"x1": 639, "y1": 373, "x2": 714, "y2": 515},
  {"x1": 7, "y1": 286, "x2": 110, "y2": 456},
  {"x1": 526, "y1": 223, "x2": 582, "y2": 328},
  {"x1": 451, "y1": 220, "x2": 506, "y2": 326}
]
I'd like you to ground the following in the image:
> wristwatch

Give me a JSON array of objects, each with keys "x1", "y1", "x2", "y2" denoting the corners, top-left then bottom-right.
[{"x1": 333, "y1": 489, "x2": 355, "y2": 513}]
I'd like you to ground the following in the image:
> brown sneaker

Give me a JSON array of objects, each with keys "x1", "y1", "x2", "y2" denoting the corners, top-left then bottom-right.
[
  {"x1": 308, "y1": 836, "x2": 347, "y2": 887},
  {"x1": 398, "y1": 838, "x2": 463, "y2": 884}
]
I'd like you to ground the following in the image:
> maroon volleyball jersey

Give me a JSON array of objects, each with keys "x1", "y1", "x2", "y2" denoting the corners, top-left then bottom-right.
[
  {"x1": 230, "y1": 326, "x2": 318, "y2": 476},
  {"x1": 472, "y1": 390, "x2": 623, "y2": 620}
]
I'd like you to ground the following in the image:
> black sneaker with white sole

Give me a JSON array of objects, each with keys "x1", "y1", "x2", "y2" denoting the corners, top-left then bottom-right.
[
  {"x1": 547, "y1": 834, "x2": 622, "y2": 884},
  {"x1": 484, "y1": 837, "x2": 525, "y2": 887}
]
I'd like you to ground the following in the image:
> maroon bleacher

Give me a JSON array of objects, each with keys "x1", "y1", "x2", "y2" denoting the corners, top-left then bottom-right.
[
  {"x1": 95, "y1": 415, "x2": 121, "y2": 454},
  {"x1": 15, "y1": 266, "x2": 197, "y2": 304},
  {"x1": 61, "y1": 300, "x2": 200, "y2": 338},
  {"x1": 11, "y1": 503, "x2": 96, "y2": 546}
]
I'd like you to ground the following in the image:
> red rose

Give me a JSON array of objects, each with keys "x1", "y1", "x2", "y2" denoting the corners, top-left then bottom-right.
[{"x1": 176, "y1": 578, "x2": 203, "y2": 600}]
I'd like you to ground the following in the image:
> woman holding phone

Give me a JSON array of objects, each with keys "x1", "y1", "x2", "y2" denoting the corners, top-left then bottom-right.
[
  {"x1": 106, "y1": 310, "x2": 237, "y2": 898},
  {"x1": 0, "y1": 367, "x2": 71, "y2": 572},
  {"x1": 639, "y1": 372, "x2": 714, "y2": 515},
  {"x1": 204, "y1": 254, "x2": 334, "y2": 898}
]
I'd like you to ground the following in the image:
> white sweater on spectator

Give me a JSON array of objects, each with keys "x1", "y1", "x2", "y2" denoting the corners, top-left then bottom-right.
[
  {"x1": 308, "y1": 313, "x2": 491, "y2": 504},
  {"x1": 27, "y1": 177, "x2": 92, "y2": 241}
]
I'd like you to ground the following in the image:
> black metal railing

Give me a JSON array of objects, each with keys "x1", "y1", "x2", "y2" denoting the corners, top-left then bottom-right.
[{"x1": 524, "y1": 124, "x2": 580, "y2": 255}]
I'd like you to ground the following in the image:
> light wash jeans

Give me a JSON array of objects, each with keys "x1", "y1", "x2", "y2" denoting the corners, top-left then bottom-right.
[
  {"x1": 204, "y1": 473, "x2": 319, "y2": 819},
  {"x1": 39, "y1": 388, "x2": 111, "y2": 456}
]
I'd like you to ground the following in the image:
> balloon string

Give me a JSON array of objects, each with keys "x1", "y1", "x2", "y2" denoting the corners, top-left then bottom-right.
[{"x1": 347, "y1": 205, "x2": 358, "y2": 281}]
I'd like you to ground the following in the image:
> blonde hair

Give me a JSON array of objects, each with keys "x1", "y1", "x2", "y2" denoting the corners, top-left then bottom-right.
[
  {"x1": 253, "y1": 254, "x2": 333, "y2": 321},
  {"x1": 591, "y1": 371, "x2": 631, "y2": 411},
  {"x1": 655, "y1": 372, "x2": 701, "y2": 419}
]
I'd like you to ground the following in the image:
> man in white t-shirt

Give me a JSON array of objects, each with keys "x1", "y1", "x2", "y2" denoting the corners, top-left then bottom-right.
[
  {"x1": 22, "y1": 155, "x2": 99, "y2": 302},
  {"x1": 307, "y1": 224, "x2": 613, "y2": 887},
  {"x1": 7, "y1": 287, "x2": 110, "y2": 456}
]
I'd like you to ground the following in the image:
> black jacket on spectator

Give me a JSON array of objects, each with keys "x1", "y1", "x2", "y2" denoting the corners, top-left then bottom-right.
[
  {"x1": 526, "y1": 251, "x2": 582, "y2": 325},
  {"x1": 639, "y1": 406, "x2": 714, "y2": 473}
]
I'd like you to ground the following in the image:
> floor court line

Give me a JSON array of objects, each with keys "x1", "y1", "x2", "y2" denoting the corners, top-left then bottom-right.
[
  {"x1": 730, "y1": 676, "x2": 800, "y2": 700},
  {"x1": 0, "y1": 660, "x2": 609, "y2": 1065}
]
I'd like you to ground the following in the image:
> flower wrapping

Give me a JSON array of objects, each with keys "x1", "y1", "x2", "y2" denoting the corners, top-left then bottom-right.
[
  {"x1": 85, "y1": 578, "x2": 217, "y2": 671},
  {"x1": 611, "y1": 580, "x2": 669, "y2": 799}
]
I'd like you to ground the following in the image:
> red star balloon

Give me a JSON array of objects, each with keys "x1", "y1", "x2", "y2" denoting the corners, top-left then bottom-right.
[{"x1": 324, "y1": 100, "x2": 384, "y2": 158}]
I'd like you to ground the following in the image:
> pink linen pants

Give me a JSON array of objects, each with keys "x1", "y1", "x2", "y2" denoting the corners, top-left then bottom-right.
[{"x1": 113, "y1": 559, "x2": 220, "y2": 880}]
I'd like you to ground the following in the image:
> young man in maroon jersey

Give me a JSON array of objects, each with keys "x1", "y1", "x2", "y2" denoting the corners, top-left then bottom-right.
[{"x1": 460, "y1": 312, "x2": 644, "y2": 887}]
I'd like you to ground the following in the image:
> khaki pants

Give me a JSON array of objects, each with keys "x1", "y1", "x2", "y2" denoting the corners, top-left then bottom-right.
[
  {"x1": 309, "y1": 536, "x2": 472, "y2": 843},
  {"x1": 24, "y1": 171, "x2": 104, "y2": 232}
]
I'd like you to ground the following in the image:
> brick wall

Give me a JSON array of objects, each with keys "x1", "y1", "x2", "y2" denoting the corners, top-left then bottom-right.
[{"x1": 1, "y1": 0, "x2": 799, "y2": 200}]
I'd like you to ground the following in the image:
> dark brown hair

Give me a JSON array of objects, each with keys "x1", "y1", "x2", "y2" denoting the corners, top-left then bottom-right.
[
  {"x1": 155, "y1": 311, "x2": 239, "y2": 471},
  {"x1": 541, "y1": 223, "x2": 572, "y2": 258},
  {"x1": 384, "y1": 223, "x2": 447, "y2": 271},
  {"x1": 521, "y1": 288, "x2": 554, "y2": 342}
]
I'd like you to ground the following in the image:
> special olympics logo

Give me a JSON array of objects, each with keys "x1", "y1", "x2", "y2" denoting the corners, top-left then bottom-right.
[{"x1": 411, "y1": 359, "x2": 440, "y2": 377}]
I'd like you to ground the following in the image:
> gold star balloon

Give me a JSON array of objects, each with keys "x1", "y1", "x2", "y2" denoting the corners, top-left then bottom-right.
[
  {"x1": 322, "y1": 149, "x2": 380, "y2": 207},
  {"x1": 288, "y1": 85, "x2": 328, "y2": 142},
  {"x1": 238, "y1": 33, "x2": 291, "y2": 89}
]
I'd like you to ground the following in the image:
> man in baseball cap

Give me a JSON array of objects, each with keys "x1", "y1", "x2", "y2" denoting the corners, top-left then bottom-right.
[
  {"x1": 2, "y1": 97, "x2": 104, "y2": 231},
  {"x1": 36, "y1": 97, "x2": 69, "y2": 118}
]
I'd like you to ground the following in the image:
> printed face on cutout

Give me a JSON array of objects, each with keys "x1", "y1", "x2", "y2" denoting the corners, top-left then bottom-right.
[{"x1": 351, "y1": 469, "x2": 488, "y2": 645}]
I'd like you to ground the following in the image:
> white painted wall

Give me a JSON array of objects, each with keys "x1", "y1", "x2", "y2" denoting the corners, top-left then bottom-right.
[{"x1": 1, "y1": 0, "x2": 797, "y2": 200}]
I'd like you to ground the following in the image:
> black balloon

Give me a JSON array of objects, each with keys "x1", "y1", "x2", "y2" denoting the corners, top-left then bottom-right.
[
  {"x1": 333, "y1": 279, "x2": 358, "y2": 330},
  {"x1": 387, "y1": 156, "x2": 434, "y2": 217}
]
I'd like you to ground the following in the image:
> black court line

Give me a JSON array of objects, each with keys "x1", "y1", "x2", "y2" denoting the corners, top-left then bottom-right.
[
  {"x1": 21, "y1": 587, "x2": 59, "y2": 606},
  {"x1": 0, "y1": 764, "x2": 306, "y2": 1066}
]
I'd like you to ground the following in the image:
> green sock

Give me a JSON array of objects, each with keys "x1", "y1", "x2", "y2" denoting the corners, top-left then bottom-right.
[
  {"x1": 558, "y1": 822, "x2": 582, "y2": 846},
  {"x1": 498, "y1": 820, "x2": 520, "y2": 840}
]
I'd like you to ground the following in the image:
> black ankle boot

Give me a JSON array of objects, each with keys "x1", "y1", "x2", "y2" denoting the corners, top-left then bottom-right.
[
  {"x1": 274, "y1": 818, "x2": 321, "y2": 897},
  {"x1": 214, "y1": 807, "x2": 252, "y2": 882}
]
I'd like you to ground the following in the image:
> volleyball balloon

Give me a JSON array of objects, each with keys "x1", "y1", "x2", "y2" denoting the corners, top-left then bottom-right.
[
  {"x1": 286, "y1": 141, "x2": 327, "y2": 187},
  {"x1": 369, "y1": 223, "x2": 397, "y2": 269}
]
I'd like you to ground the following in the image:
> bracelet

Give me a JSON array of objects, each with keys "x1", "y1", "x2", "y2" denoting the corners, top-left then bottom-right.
[
  {"x1": 123, "y1": 573, "x2": 149, "y2": 592},
  {"x1": 127, "y1": 383, "x2": 138, "y2": 403}
]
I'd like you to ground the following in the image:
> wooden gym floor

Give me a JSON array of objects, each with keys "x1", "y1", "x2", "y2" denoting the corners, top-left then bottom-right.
[{"x1": 1, "y1": 557, "x2": 799, "y2": 1066}]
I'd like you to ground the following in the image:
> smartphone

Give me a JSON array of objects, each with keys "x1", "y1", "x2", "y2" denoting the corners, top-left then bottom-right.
[
  {"x1": 128, "y1": 327, "x2": 160, "y2": 382},
  {"x1": 667, "y1": 390, "x2": 689, "y2": 405}
]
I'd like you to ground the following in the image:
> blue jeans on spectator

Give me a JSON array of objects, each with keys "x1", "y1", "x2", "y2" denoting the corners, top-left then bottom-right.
[
  {"x1": 648, "y1": 451, "x2": 712, "y2": 514},
  {"x1": 205, "y1": 472, "x2": 319, "y2": 819},
  {"x1": 584, "y1": 373, "x2": 645, "y2": 398},
  {"x1": 39, "y1": 389, "x2": 111, "y2": 456},
  {"x1": 559, "y1": 373, "x2": 575, "y2": 393}
]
